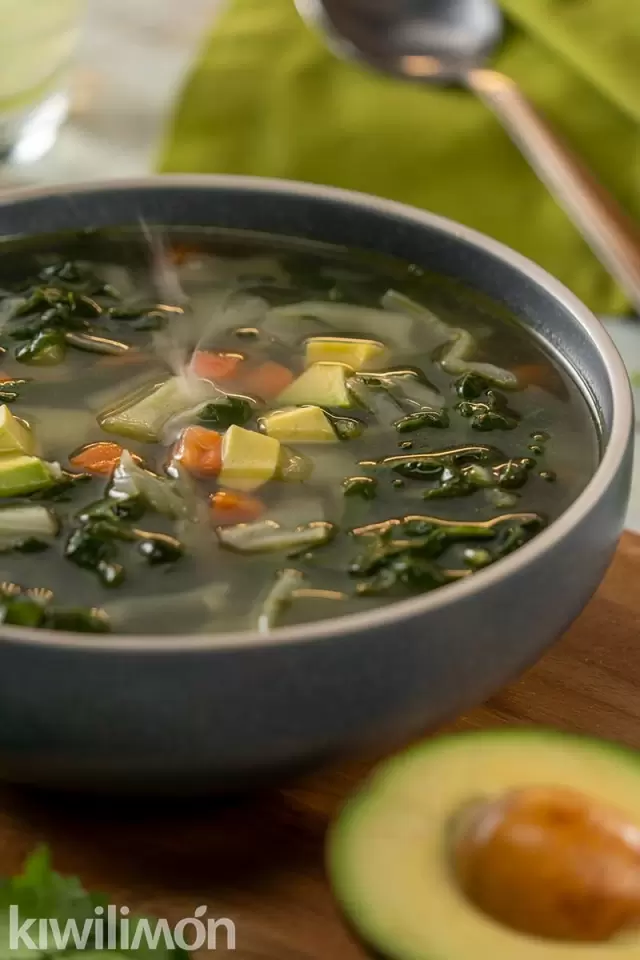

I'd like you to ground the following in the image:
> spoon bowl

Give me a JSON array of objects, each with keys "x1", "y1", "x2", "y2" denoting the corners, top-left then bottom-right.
[
  {"x1": 297, "y1": 0, "x2": 502, "y2": 80},
  {"x1": 297, "y1": 0, "x2": 640, "y2": 314}
]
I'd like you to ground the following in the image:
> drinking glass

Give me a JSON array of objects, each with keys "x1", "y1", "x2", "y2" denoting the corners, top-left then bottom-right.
[{"x1": 0, "y1": 0, "x2": 84, "y2": 165}]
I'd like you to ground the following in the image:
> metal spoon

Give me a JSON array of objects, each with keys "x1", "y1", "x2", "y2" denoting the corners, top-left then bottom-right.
[{"x1": 296, "y1": 0, "x2": 640, "y2": 314}]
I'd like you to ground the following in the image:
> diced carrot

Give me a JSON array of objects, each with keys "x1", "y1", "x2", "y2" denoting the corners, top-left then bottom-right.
[
  {"x1": 512, "y1": 364, "x2": 558, "y2": 393},
  {"x1": 244, "y1": 361, "x2": 294, "y2": 400},
  {"x1": 192, "y1": 351, "x2": 244, "y2": 382},
  {"x1": 97, "y1": 350, "x2": 150, "y2": 368},
  {"x1": 209, "y1": 490, "x2": 265, "y2": 526},
  {"x1": 169, "y1": 244, "x2": 199, "y2": 266},
  {"x1": 69, "y1": 442, "x2": 135, "y2": 476},
  {"x1": 173, "y1": 425, "x2": 223, "y2": 478}
]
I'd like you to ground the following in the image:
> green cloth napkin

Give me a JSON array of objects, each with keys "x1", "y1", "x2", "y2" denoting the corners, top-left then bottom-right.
[{"x1": 159, "y1": 0, "x2": 640, "y2": 314}]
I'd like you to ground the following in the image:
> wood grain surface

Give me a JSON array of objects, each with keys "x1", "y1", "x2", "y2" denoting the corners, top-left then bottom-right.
[{"x1": 1, "y1": 532, "x2": 640, "y2": 959}]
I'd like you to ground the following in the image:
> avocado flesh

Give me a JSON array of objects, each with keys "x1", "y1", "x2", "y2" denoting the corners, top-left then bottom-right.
[
  {"x1": 262, "y1": 405, "x2": 337, "y2": 443},
  {"x1": 218, "y1": 424, "x2": 280, "y2": 491},
  {"x1": 0, "y1": 404, "x2": 34, "y2": 455},
  {"x1": 0, "y1": 455, "x2": 53, "y2": 497},
  {"x1": 328, "y1": 730, "x2": 640, "y2": 960},
  {"x1": 277, "y1": 362, "x2": 354, "y2": 408}
]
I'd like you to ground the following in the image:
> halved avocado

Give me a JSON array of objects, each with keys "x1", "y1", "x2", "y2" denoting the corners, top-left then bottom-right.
[{"x1": 328, "y1": 730, "x2": 640, "y2": 960}]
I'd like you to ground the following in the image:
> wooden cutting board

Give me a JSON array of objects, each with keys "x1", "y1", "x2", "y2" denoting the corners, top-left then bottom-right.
[{"x1": 1, "y1": 532, "x2": 640, "y2": 959}]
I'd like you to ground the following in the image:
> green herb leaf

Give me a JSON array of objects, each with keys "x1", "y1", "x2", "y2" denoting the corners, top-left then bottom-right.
[
  {"x1": 137, "y1": 533, "x2": 183, "y2": 565},
  {"x1": 197, "y1": 395, "x2": 253, "y2": 429},
  {"x1": 0, "y1": 846, "x2": 183, "y2": 959},
  {"x1": 15, "y1": 331, "x2": 67, "y2": 367},
  {"x1": 454, "y1": 372, "x2": 492, "y2": 400},
  {"x1": 392, "y1": 459, "x2": 445, "y2": 481},
  {"x1": 28, "y1": 471, "x2": 92, "y2": 503},
  {"x1": 0, "y1": 379, "x2": 29, "y2": 404},
  {"x1": 64, "y1": 521, "x2": 129, "y2": 587},
  {"x1": 393, "y1": 409, "x2": 449, "y2": 433},
  {"x1": 38, "y1": 261, "x2": 110, "y2": 297},
  {"x1": 493, "y1": 458, "x2": 534, "y2": 490},
  {"x1": 348, "y1": 515, "x2": 538, "y2": 596},
  {"x1": 342, "y1": 476, "x2": 378, "y2": 500},
  {"x1": 44, "y1": 608, "x2": 111, "y2": 633},
  {"x1": 11, "y1": 538, "x2": 50, "y2": 554},
  {"x1": 0, "y1": 595, "x2": 46, "y2": 628},
  {"x1": 331, "y1": 416, "x2": 364, "y2": 441},
  {"x1": 79, "y1": 497, "x2": 146, "y2": 524},
  {"x1": 455, "y1": 389, "x2": 519, "y2": 431}
]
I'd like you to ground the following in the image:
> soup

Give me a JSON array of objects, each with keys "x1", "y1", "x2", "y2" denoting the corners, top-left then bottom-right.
[{"x1": 0, "y1": 229, "x2": 599, "y2": 635}]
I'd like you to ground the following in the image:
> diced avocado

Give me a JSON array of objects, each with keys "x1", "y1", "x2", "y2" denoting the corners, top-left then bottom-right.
[
  {"x1": 0, "y1": 405, "x2": 34, "y2": 455},
  {"x1": 0, "y1": 455, "x2": 53, "y2": 497},
  {"x1": 99, "y1": 376, "x2": 211, "y2": 443},
  {"x1": 277, "y1": 363, "x2": 354, "y2": 408},
  {"x1": 218, "y1": 425, "x2": 280, "y2": 492},
  {"x1": 261, "y1": 406, "x2": 338, "y2": 444},
  {"x1": 305, "y1": 337, "x2": 387, "y2": 370},
  {"x1": 329, "y1": 729, "x2": 640, "y2": 959}
]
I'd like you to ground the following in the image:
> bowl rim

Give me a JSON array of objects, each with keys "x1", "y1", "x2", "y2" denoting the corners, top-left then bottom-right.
[{"x1": 0, "y1": 174, "x2": 632, "y2": 653}]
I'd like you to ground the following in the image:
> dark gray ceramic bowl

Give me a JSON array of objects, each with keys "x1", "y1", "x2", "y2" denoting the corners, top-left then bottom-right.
[{"x1": 0, "y1": 176, "x2": 633, "y2": 793}]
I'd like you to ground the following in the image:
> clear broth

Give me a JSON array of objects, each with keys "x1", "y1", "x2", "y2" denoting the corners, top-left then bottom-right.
[{"x1": 0, "y1": 229, "x2": 599, "y2": 635}]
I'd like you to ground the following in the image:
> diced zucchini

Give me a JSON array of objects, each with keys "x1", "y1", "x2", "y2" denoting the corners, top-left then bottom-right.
[
  {"x1": 277, "y1": 363, "x2": 354, "y2": 408},
  {"x1": 217, "y1": 521, "x2": 333, "y2": 554},
  {"x1": 0, "y1": 456, "x2": 54, "y2": 497},
  {"x1": 304, "y1": 337, "x2": 386, "y2": 370},
  {"x1": 99, "y1": 376, "x2": 213, "y2": 443},
  {"x1": 0, "y1": 405, "x2": 34, "y2": 455},
  {"x1": 219, "y1": 425, "x2": 280, "y2": 492},
  {"x1": 0, "y1": 504, "x2": 58, "y2": 538},
  {"x1": 261, "y1": 406, "x2": 337, "y2": 444}
]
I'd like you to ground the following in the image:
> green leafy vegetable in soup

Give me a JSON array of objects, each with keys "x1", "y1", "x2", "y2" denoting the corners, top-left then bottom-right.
[{"x1": 0, "y1": 228, "x2": 599, "y2": 634}]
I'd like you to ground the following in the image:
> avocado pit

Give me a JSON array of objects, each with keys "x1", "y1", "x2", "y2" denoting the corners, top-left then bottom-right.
[{"x1": 451, "y1": 785, "x2": 640, "y2": 942}]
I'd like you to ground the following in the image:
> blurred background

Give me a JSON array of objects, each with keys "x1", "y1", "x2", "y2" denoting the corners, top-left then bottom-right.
[{"x1": 2, "y1": 0, "x2": 216, "y2": 185}]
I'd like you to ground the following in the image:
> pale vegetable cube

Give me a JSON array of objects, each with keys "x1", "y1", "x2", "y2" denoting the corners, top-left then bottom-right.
[
  {"x1": 261, "y1": 406, "x2": 337, "y2": 444},
  {"x1": 277, "y1": 363, "x2": 353, "y2": 408},
  {"x1": 0, "y1": 404, "x2": 34, "y2": 455},
  {"x1": 219, "y1": 425, "x2": 280, "y2": 492},
  {"x1": 304, "y1": 337, "x2": 386, "y2": 370}
]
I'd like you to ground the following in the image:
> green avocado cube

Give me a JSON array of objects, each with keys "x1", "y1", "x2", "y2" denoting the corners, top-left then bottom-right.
[
  {"x1": 218, "y1": 425, "x2": 281, "y2": 492},
  {"x1": 261, "y1": 405, "x2": 338, "y2": 443},
  {"x1": 0, "y1": 404, "x2": 35, "y2": 455},
  {"x1": 0, "y1": 455, "x2": 54, "y2": 497},
  {"x1": 277, "y1": 363, "x2": 354, "y2": 408}
]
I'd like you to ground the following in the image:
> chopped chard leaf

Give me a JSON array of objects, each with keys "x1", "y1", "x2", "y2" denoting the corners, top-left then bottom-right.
[
  {"x1": 137, "y1": 532, "x2": 184, "y2": 565},
  {"x1": 196, "y1": 395, "x2": 254, "y2": 429},
  {"x1": 393, "y1": 409, "x2": 449, "y2": 432},
  {"x1": 343, "y1": 476, "x2": 378, "y2": 499}
]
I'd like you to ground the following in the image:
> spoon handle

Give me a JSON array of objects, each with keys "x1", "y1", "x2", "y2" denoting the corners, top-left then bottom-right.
[{"x1": 466, "y1": 68, "x2": 640, "y2": 315}]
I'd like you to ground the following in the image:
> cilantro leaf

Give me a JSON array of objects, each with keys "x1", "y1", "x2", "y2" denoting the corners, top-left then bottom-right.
[{"x1": 0, "y1": 848, "x2": 184, "y2": 960}]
